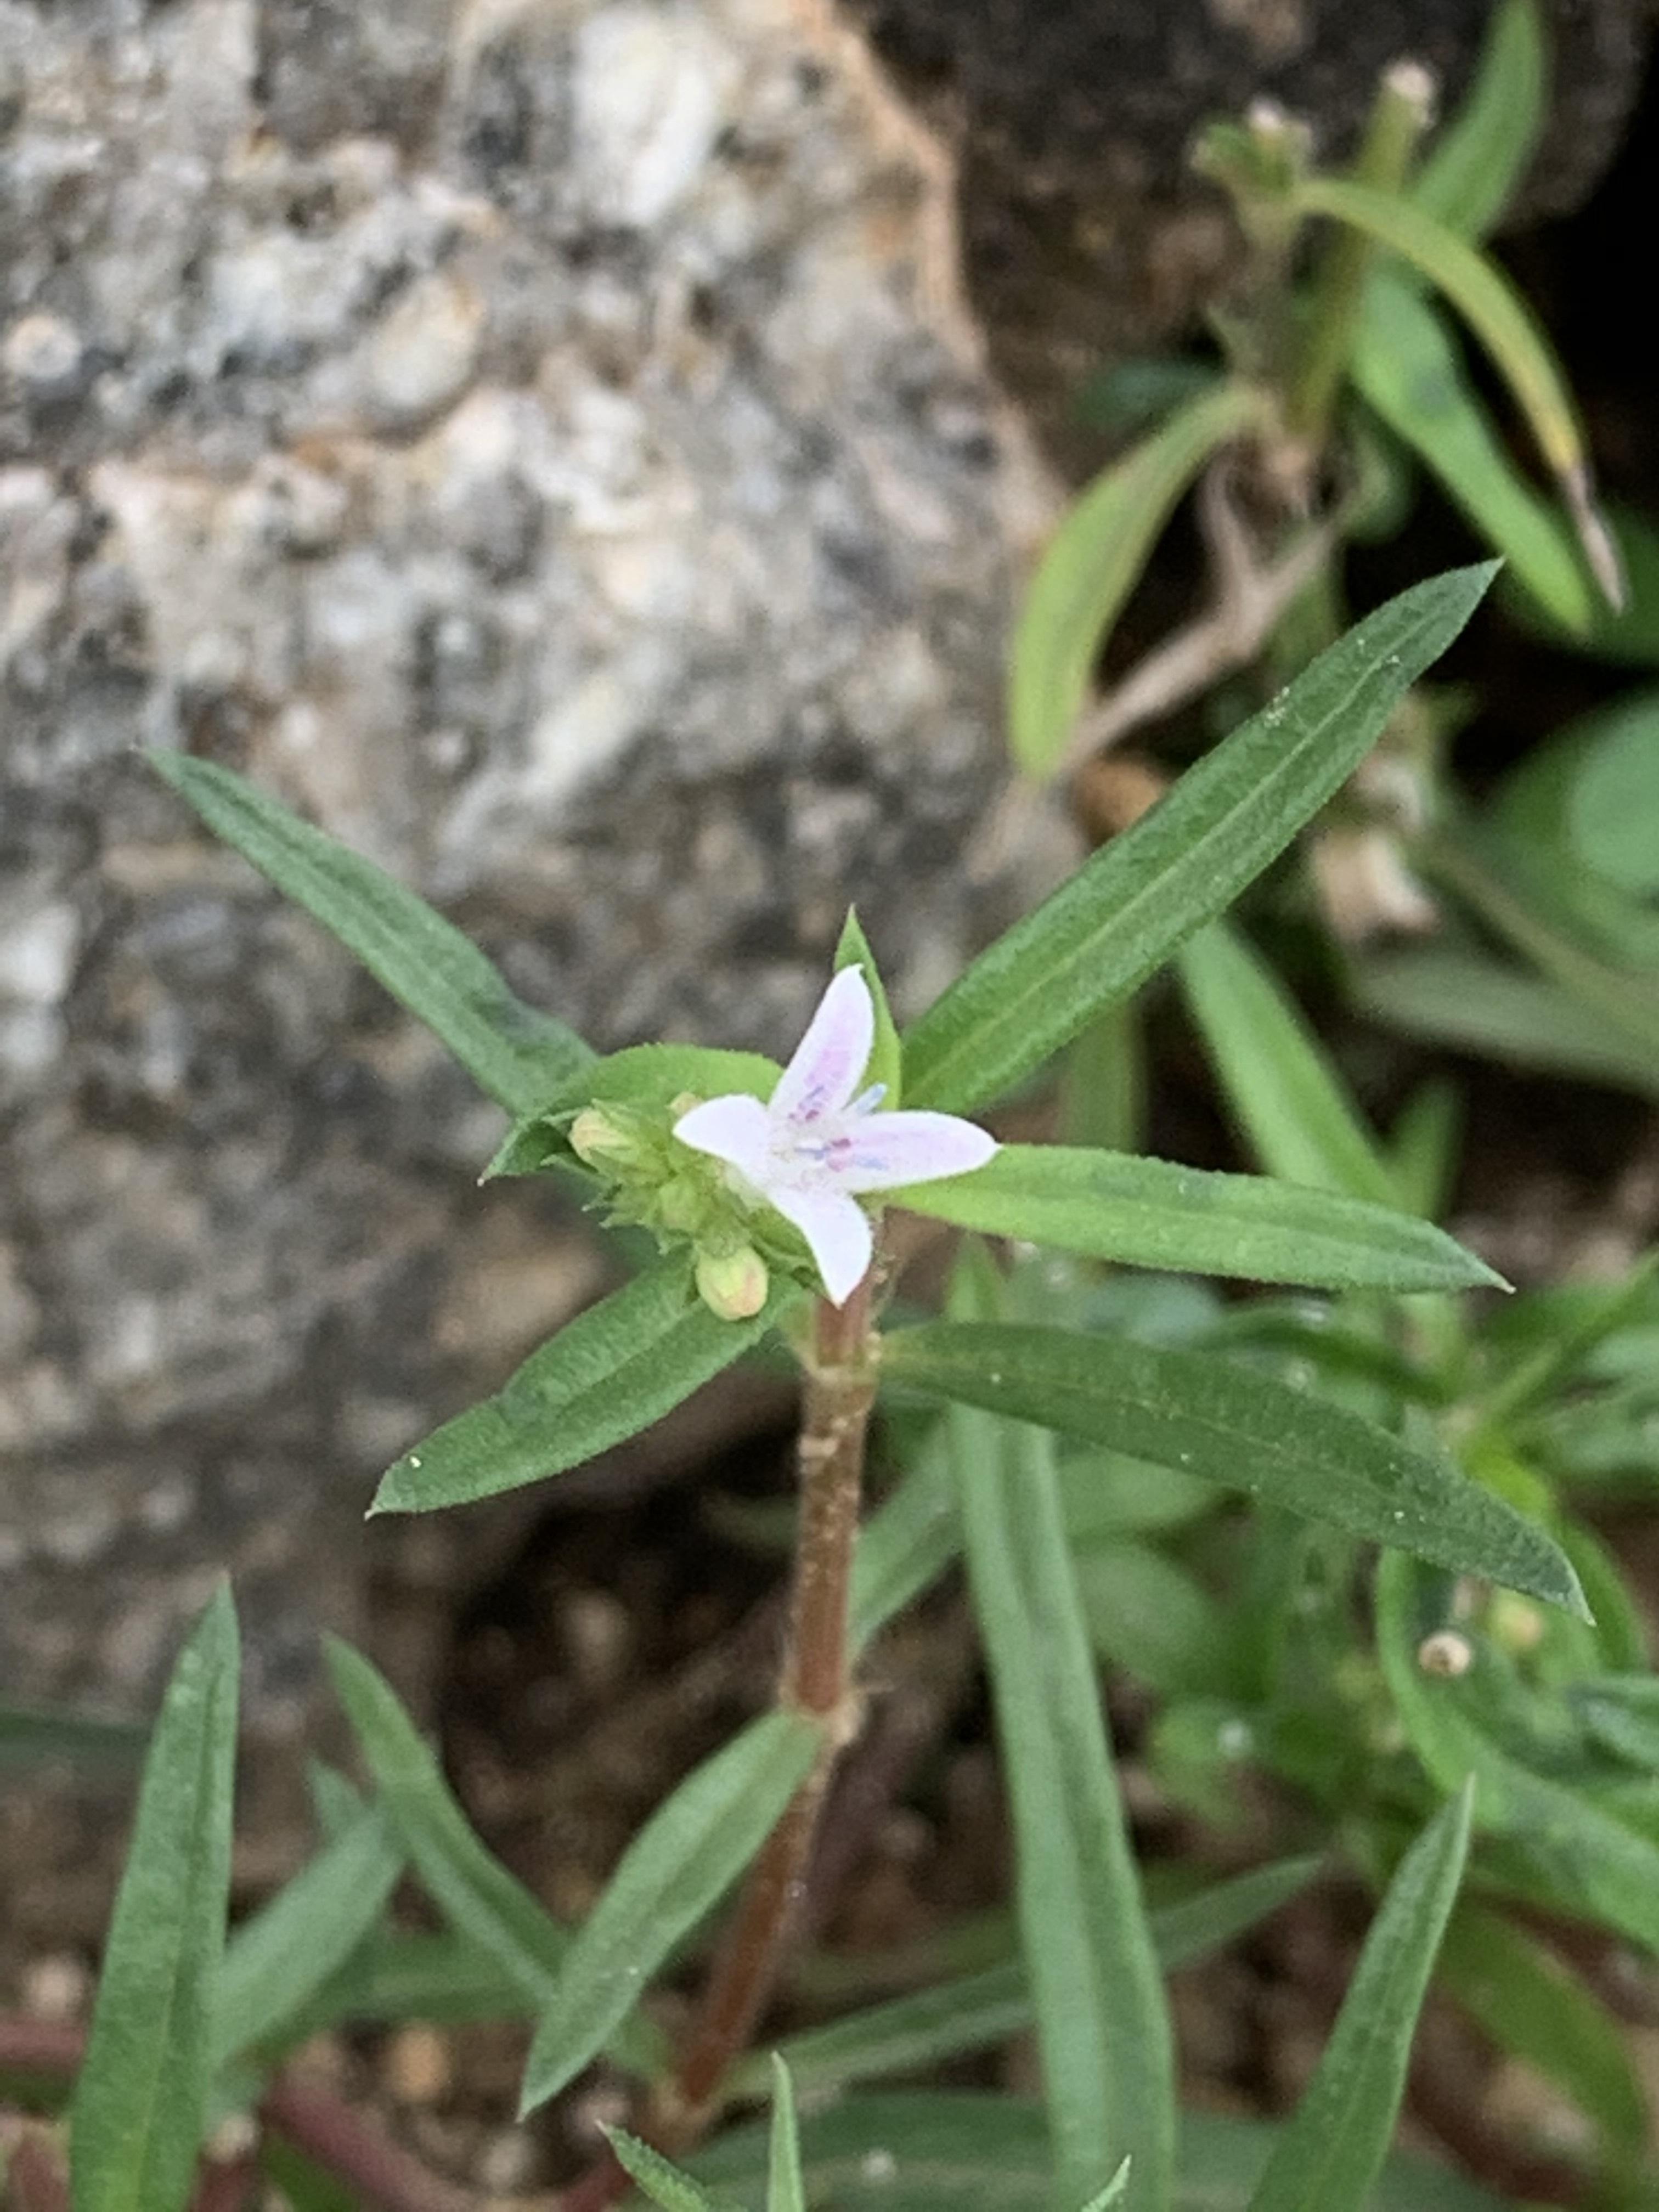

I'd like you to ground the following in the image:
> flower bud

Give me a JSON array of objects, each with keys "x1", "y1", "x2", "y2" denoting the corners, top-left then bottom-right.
[
  {"x1": 695, "y1": 1245, "x2": 769, "y2": 1321},
  {"x1": 568, "y1": 1107, "x2": 635, "y2": 1169},
  {"x1": 656, "y1": 1173, "x2": 706, "y2": 1235}
]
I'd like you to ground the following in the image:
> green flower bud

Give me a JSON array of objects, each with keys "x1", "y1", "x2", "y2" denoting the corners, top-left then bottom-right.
[
  {"x1": 569, "y1": 1107, "x2": 636, "y2": 1169},
  {"x1": 656, "y1": 1173, "x2": 706, "y2": 1235},
  {"x1": 695, "y1": 1246, "x2": 769, "y2": 1321}
]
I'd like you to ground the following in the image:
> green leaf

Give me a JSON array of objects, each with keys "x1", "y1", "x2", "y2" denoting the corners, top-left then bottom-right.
[
  {"x1": 1437, "y1": 1904, "x2": 1647, "y2": 2152},
  {"x1": 258, "y1": 2138, "x2": 362, "y2": 2212},
  {"x1": 292, "y1": 1929, "x2": 528, "y2": 2035},
  {"x1": 1073, "y1": 358, "x2": 1224, "y2": 437},
  {"x1": 1570, "y1": 1675, "x2": 1659, "y2": 1770},
  {"x1": 1290, "y1": 181, "x2": 1593, "y2": 522},
  {"x1": 323, "y1": 1637, "x2": 669, "y2": 2079},
  {"x1": 518, "y1": 1711, "x2": 822, "y2": 2115},
  {"x1": 1412, "y1": 0, "x2": 1547, "y2": 240},
  {"x1": 1148, "y1": 1856, "x2": 1327, "y2": 1973},
  {"x1": 837, "y1": 910, "x2": 903, "y2": 1107},
  {"x1": 1079, "y1": 2164, "x2": 1132, "y2": 2212},
  {"x1": 1242, "y1": 1784, "x2": 1472, "y2": 2212},
  {"x1": 148, "y1": 753, "x2": 591, "y2": 1116},
  {"x1": 904, "y1": 565, "x2": 1497, "y2": 1113},
  {"x1": 70, "y1": 1586, "x2": 240, "y2": 2212},
  {"x1": 1569, "y1": 690, "x2": 1659, "y2": 895},
  {"x1": 1423, "y1": 834, "x2": 1659, "y2": 1065},
  {"x1": 1377, "y1": 1553, "x2": 1659, "y2": 1953},
  {"x1": 738, "y1": 1858, "x2": 1321, "y2": 2103},
  {"x1": 0, "y1": 1704, "x2": 146, "y2": 1771},
  {"x1": 767, "y1": 2056, "x2": 806, "y2": 2212},
  {"x1": 1385, "y1": 1080, "x2": 1462, "y2": 1223},
  {"x1": 847, "y1": 1425, "x2": 959, "y2": 1655},
  {"x1": 1352, "y1": 274, "x2": 1593, "y2": 634},
  {"x1": 213, "y1": 1801, "x2": 404, "y2": 2067},
  {"x1": 607, "y1": 2130, "x2": 733, "y2": 2212},
  {"x1": 1009, "y1": 382, "x2": 1267, "y2": 777},
  {"x1": 373, "y1": 1259, "x2": 795, "y2": 1514},
  {"x1": 1354, "y1": 947, "x2": 1659, "y2": 1099},
  {"x1": 1510, "y1": 501, "x2": 1659, "y2": 664},
  {"x1": 1178, "y1": 923, "x2": 1402, "y2": 1207},
  {"x1": 897, "y1": 1143, "x2": 1496, "y2": 1293},
  {"x1": 1073, "y1": 1541, "x2": 1232, "y2": 1698},
  {"x1": 883, "y1": 1323, "x2": 1588, "y2": 1616},
  {"x1": 549, "y1": 1043, "x2": 783, "y2": 1120},
  {"x1": 947, "y1": 1262, "x2": 1173, "y2": 2212},
  {"x1": 689, "y1": 2096, "x2": 1505, "y2": 2212},
  {"x1": 1060, "y1": 1000, "x2": 1145, "y2": 1155}
]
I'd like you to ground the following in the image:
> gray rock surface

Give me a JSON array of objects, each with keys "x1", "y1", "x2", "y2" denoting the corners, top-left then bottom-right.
[{"x1": 0, "y1": 0, "x2": 1067, "y2": 1919}]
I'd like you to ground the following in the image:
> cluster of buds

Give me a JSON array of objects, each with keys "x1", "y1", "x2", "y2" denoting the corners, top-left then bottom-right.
[
  {"x1": 567, "y1": 1097, "x2": 774, "y2": 1320},
  {"x1": 563, "y1": 968, "x2": 997, "y2": 1318}
]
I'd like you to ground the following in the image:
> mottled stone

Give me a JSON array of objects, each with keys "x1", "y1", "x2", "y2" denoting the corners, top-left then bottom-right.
[{"x1": 0, "y1": 0, "x2": 1067, "y2": 1912}]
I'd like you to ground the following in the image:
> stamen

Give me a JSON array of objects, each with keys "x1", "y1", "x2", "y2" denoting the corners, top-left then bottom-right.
[{"x1": 849, "y1": 1082, "x2": 887, "y2": 1116}]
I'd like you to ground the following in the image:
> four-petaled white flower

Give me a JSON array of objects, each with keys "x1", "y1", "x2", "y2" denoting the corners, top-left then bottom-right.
[{"x1": 673, "y1": 967, "x2": 997, "y2": 1306}]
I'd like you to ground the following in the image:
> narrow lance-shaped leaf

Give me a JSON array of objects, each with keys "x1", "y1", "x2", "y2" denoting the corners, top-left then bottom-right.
[
  {"x1": 1354, "y1": 947, "x2": 1659, "y2": 1102},
  {"x1": 1412, "y1": 0, "x2": 1547, "y2": 241},
  {"x1": 606, "y1": 2130, "x2": 730, "y2": 2212},
  {"x1": 733, "y1": 1856, "x2": 1323, "y2": 2103},
  {"x1": 324, "y1": 1637, "x2": 668, "y2": 2078},
  {"x1": 1177, "y1": 921, "x2": 1403, "y2": 1206},
  {"x1": 1376, "y1": 1554, "x2": 1659, "y2": 1955},
  {"x1": 1437, "y1": 1904, "x2": 1647, "y2": 2154},
  {"x1": 213, "y1": 1800, "x2": 404, "y2": 2068},
  {"x1": 1290, "y1": 181, "x2": 1618, "y2": 602},
  {"x1": 896, "y1": 1143, "x2": 1499, "y2": 1293},
  {"x1": 518, "y1": 1711, "x2": 822, "y2": 2116},
  {"x1": 149, "y1": 753, "x2": 592, "y2": 1115},
  {"x1": 1243, "y1": 1782, "x2": 1474, "y2": 2212},
  {"x1": 902, "y1": 565, "x2": 1497, "y2": 1114},
  {"x1": 71, "y1": 1585, "x2": 240, "y2": 2212},
  {"x1": 1351, "y1": 274, "x2": 1592, "y2": 634},
  {"x1": 373, "y1": 1258, "x2": 797, "y2": 1515},
  {"x1": 768, "y1": 2056, "x2": 808, "y2": 2212},
  {"x1": 1009, "y1": 381, "x2": 1267, "y2": 778},
  {"x1": 884, "y1": 1323, "x2": 1588, "y2": 1617},
  {"x1": 836, "y1": 908, "x2": 903, "y2": 1106},
  {"x1": 687, "y1": 2092, "x2": 1505, "y2": 2212},
  {"x1": 946, "y1": 1252, "x2": 1174, "y2": 2212}
]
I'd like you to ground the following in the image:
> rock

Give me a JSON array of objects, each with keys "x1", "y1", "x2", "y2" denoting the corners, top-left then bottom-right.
[
  {"x1": 842, "y1": 0, "x2": 1655, "y2": 448},
  {"x1": 0, "y1": 0, "x2": 1068, "y2": 1928}
]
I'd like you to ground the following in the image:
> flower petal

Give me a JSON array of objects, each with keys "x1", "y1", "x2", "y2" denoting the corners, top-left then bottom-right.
[
  {"x1": 771, "y1": 967, "x2": 874, "y2": 1126},
  {"x1": 765, "y1": 1182, "x2": 873, "y2": 1306},
  {"x1": 830, "y1": 1111, "x2": 998, "y2": 1194},
  {"x1": 673, "y1": 1092, "x2": 772, "y2": 1179}
]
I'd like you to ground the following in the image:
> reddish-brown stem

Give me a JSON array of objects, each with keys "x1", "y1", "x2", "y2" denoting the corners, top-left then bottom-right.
[
  {"x1": 0, "y1": 2020, "x2": 479, "y2": 2212},
  {"x1": 0, "y1": 2019, "x2": 84, "y2": 2077},
  {"x1": 258, "y1": 2076, "x2": 480, "y2": 2212},
  {"x1": 3, "y1": 2129, "x2": 70, "y2": 2212},
  {"x1": 642, "y1": 1276, "x2": 877, "y2": 2154},
  {"x1": 187, "y1": 2148, "x2": 257, "y2": 2212}
]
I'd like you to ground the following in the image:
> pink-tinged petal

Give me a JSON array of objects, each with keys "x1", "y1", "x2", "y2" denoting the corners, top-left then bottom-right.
[
  {"x1": 765, "y1": 1182, "x2": 873, "y2": 1306},
  {"x1": 770, "y1": 967, "x2": 874, "y2": 1126},
  {"x1": 673, "y1": 1092, "x2": 772, "y2": 1178},
  {"x1": 830, "y1": 1111, "x2": 998, "y2": 1194}
]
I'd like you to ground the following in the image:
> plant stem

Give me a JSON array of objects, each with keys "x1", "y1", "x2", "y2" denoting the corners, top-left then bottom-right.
[
  {"x1": 0, "y1": 2019, "x2": 480, "y2": 2212},
  {"x1": 259, "y1": 2076, "x2": 479, "y2": 2212},
  {"x1": 2, "y1": 2129, "x2": 70, "y2": 2212},
  {"x1": 1288, "y1": 59, "x2": 1436, "y2": 446},
  {"x1": 651, "y1": 1274, "x2": 878, "y2": 2143}
]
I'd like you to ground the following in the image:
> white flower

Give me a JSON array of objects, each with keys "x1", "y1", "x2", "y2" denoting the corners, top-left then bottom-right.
[{"x1": 673, "y1": 967, "x2": 997, "y2": 1306}]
